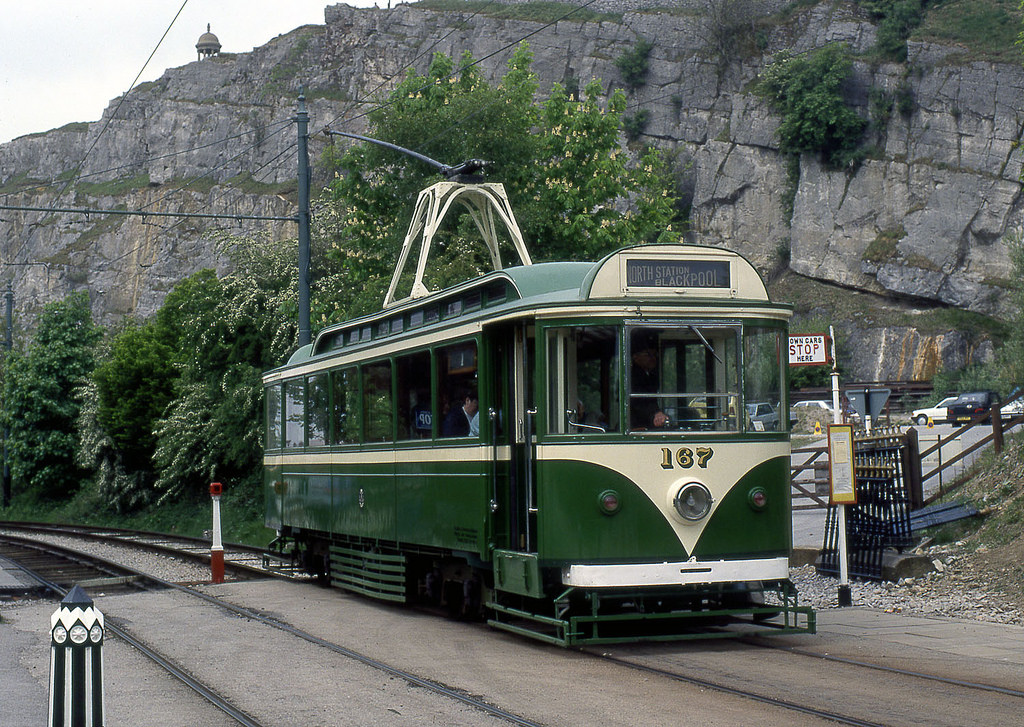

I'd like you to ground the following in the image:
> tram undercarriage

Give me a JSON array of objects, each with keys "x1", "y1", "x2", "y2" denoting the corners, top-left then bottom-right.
[{"x1": 272, "y1": 530, "x2": 815, "y2": 646}]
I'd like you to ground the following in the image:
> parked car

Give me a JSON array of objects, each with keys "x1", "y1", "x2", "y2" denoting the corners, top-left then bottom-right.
[
  {"x1": 793, "y1": 399, "x2": 834, "y2": 414},
  {"x1": 746, "y1": 402, "x2": 779, "y2": 431},
  {"x1": 1000, "y1": 394, "x2": 1024, "y2": 419},
  {"x1": 946, "y1": 391, "x2": 1001, "y2": 424},
  {"x1": 911, "y1": 395, "x2": 959, "y2": 426}
]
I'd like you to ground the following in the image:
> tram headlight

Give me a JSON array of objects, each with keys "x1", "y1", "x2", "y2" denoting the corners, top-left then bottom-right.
[
  {"x1": 748, "y1": 487, "x2": 768, "y2": 511},
  {"x1": 673, "y1": 482, "x2": 713, "y2": 522}
]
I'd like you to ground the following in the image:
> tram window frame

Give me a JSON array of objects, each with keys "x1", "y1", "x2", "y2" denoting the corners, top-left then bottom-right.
[
  {"x1": 742, "y1": 324, "x2": 786, "y2": 434},
  {"x1": 397, "y1": 350, "x2": 433, "y2": 440},
  {"x1": 266, "y1": 383, "x2": 283, "y2": 450},
  {"x1": 331, "y1": 366, "x2": 360, "y2": 445},
  {"x1": 437, "y1": 339, "x2": 480, "y2": 439},
  {"x1": 283, "y1": 378, "x2": 305, "y2": 448},
  {"x1": 307, "y1": 372, "x2": 329, "y2": 448},
  {"x1": 544, "y1": 324, "x2": 620, "y2": 436},
  {"x1": 626, "y1": 324, "x2": 741, "y2": 434},
  {"x1": 362, "y1": 360, "x2": 394, "y2": 443}
]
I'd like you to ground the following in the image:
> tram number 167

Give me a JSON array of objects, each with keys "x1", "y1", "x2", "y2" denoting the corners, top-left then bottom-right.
[{"x1": 660, "y1": 447, "x2": 713, "y2": 470}]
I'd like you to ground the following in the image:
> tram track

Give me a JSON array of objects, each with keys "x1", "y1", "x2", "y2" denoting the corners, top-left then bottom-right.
[
  {"x1": 1, "y1": 528, "x2": 543, "y2": 727},
  {"x1": 7, "y1": 523, "x2": 1021, "y2": 726},
  {"x1": 744, "y1": 637, "x2": 1024, "y2": 699},
  {"x1": 0, "y1": 521, "x2": 301, "y2": 581},
  {"x1": 591, "y1": 634, "x2": 1024, "y2": 727}
]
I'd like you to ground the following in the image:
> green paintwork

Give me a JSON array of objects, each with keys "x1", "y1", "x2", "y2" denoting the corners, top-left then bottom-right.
[
  {"x1": 692, "y1": 456, "x2": 792, "y2": 556},
  {"x1": 330, "y1": 460, "x2": 397, "y2": 540},
  {"x1": 493, "y1": 550, "x2": 544, "y2": 598},
  {"x1": 536, "y1": 460, "x2": 685, "y2": 562},
  {"x1": 394, "y1": 457, "x2": 489, "y2": 553}
]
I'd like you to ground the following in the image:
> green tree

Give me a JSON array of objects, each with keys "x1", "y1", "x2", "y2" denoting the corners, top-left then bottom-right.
[
  {"x1": 756, "y1": 43, "x2": 867, "y2": 168},
  {"x1": 323, "y1": 44, "x2": 682, "y2": 319},
  {"x1": 77, "y1": 320, "x2": 178, "y2": 512},
  {"x1": 1, "y1": 292, "x2": 101, "y2": 501}
]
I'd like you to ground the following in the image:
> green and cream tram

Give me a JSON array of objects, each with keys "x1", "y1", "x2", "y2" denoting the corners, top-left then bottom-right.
[{"x1": 264, "y1": 242, "x2": 815, "y2": 645}]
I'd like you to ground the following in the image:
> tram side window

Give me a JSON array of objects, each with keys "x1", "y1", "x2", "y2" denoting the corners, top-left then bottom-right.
[
  {"x1": 363, "y1": 361, "x2": 393, "y2": 442},
  {"x1": 284, "y1": 379, "x2": 305, "y2": 447},
  {"x1": 397, "y1": 351, "x2": 432, "y2": 439},
  {"x1": 307, "y1": 373, "x2": 329, "y2": 447},
  {"x1": 547, "y1": 326, "x2": 620, "y2": 434},
  {"x1": 438, "y1": 341, "x2": 479, "y2": 438},
  {"x1": 331, "y1": 367, "x2": 359, "y2": 444},
  {"x1": 628, "y1": 326, "x2": 739, "y2": 432},
  {"x1": 266, "y1": 383, "x2": 282, "y2": 450},
  {"x1": 743, "y1": 326, "x2": 784, "y2": 433}
]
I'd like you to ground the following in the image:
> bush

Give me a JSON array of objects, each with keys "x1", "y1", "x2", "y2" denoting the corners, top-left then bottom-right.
[
  {"x1": 615, "y1": 38, "x2": 654, "y2": 90},
  {"x1": 756, "y1": 43, "x2": 867, "y2": 169}
]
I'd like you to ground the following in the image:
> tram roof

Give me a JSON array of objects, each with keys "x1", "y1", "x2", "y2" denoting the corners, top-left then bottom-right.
[{"x1": 281, "y1": 244, "x2": 780, "y2": 368}]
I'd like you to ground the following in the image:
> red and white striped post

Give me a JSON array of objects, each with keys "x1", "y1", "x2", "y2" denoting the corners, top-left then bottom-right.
[{"x1": 210, "y1": 481, "x2": 224, "y2": 584}]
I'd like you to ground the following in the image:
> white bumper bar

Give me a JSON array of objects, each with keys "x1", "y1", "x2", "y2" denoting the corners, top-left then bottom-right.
[{"x1": 562, "y1": 556, "x2": 790, "y2": 588}]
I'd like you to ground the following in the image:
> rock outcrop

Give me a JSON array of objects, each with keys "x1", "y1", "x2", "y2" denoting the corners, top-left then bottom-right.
[{"x1": 1, "y1": 1, "x2": 1019, "y2": 380}]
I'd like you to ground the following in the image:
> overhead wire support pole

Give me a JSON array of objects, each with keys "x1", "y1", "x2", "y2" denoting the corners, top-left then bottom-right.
[{"x1": 296, "y1": 92, "x2": 312, "y2": 347}]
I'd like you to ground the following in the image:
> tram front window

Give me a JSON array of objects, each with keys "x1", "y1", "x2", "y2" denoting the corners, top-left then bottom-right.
[{"x1": 627, "y1": 326, "x2": 739, "y2": 433}]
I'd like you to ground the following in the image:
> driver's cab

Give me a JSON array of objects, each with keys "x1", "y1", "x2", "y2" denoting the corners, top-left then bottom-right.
[{"x1": 544, "y1": 322, "x2": 786, "y2": 436}]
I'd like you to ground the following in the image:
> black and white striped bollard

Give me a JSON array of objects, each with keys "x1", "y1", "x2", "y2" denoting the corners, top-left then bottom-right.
[{"x1": 49, "y1": 585, "x2": 105, "y2": 727}]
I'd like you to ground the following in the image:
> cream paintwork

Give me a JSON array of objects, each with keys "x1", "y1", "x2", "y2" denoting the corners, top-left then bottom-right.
[
  {"x1": 268, "y1": 439, "x2": 787, "y2": 556},
  {"x1": 535, "y1": 440, "x2": 790, "y2": 554},
  {"x1": 563, "y1": 556, "x2": 790, "y2": 588},
  {"x1": 588, "y1": 245, "x2": 770, "y2": 301}
]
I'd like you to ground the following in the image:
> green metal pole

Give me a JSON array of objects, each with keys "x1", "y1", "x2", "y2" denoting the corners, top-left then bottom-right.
[
  {"x1": 296, "y1": 91, "x2": 311, "y2": 347},
  {"x1": 2, "y1": 283, "x2": 11, "y2": 508}
]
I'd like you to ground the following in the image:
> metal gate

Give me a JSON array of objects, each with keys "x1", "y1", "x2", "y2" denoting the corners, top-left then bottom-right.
[{"x1": 819, "y1": 427, "x2": 915, "y2": 580}]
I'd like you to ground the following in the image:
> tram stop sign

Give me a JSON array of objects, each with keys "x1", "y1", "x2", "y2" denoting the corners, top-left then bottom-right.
[{"x1": 846, "y1": 388, "x2": 890, "y2": 421}]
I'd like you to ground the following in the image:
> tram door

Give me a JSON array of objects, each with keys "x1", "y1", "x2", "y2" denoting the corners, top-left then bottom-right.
[{"x1": 487, "y1": 322, "x2": 537, "y2": 553}]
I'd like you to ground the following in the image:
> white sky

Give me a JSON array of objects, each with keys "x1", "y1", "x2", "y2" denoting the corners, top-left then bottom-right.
[{"x1": 0, "y1": 1, "x2": 380, "y2": 144}]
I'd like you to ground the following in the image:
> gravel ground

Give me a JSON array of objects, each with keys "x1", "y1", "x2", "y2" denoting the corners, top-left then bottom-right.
[{"x1": 790, "y1": 543, "x2": 1024, "y2": 626}]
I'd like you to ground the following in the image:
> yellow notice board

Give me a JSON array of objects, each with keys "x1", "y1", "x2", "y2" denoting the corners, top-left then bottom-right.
[{"x1": 828, "y1": 423, "x2": 857, "y2": 505}]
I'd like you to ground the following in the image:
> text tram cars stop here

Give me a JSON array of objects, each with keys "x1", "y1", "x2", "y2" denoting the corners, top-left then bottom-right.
[{"x1": 263, "y1": 183, "x2": 813, "y2": 645}]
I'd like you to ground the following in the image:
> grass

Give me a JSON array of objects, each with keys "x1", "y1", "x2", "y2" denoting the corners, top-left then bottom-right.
[
  {"x1": 914, "y1": 0, "x2": 1023, "y2": 63},
  {"x1": 0, "y1": 484, "x2": 274, "y2": 548}
]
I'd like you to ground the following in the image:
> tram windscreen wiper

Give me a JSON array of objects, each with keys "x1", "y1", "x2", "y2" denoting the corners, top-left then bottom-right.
[{"x1": 690, "y1": 326, "x2": 723, "y2": 364}]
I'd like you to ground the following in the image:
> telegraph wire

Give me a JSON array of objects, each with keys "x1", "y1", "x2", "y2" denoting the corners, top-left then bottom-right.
[{"x1": 45, "y1": 0, "x2": 191, "y2": 214}]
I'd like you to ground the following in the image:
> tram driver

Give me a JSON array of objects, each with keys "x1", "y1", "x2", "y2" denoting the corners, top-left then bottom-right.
[{"x1": 630, "y1": 334, "x2": 668, "y2": 429}]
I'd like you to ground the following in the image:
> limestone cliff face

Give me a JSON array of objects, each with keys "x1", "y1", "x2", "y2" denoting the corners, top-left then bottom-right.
[{"x1": 0, "y1": 1, "x2": 1019, "y2": 380}]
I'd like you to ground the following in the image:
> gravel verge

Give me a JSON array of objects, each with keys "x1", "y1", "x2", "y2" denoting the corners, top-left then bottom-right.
[{"x1": 791, "y1": 543, "x2": 1024, "y2": 626}]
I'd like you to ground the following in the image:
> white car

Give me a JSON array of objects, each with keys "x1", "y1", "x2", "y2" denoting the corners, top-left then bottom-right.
[
  {"x1": 911, "y1": 396, "x2": 958, "y2": 426},
  {"x1": 793, "y1": 400, "x2": 833, "y2": 414},
  {"x1": 1002, "y1": 396, "x2": 1024, "y2": 418}
]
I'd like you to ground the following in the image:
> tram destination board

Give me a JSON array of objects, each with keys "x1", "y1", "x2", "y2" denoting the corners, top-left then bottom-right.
[{"x1": 626, "y1": 258, "x2": 730, "y2": 288}]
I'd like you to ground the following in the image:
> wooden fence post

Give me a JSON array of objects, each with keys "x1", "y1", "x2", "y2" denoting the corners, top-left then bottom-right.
[
  {"x1": 902, "y1": 426, "x2": 923, "y2": 510},
  {"x1": 992, "y1": 404, "x2": 1003, "y2": 455}
]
